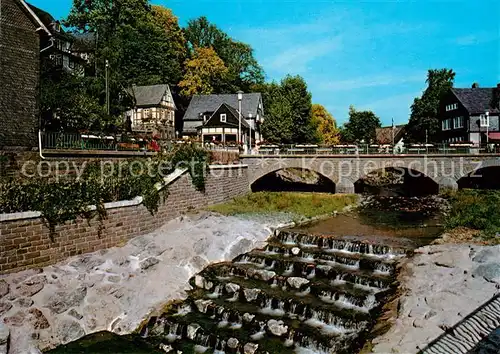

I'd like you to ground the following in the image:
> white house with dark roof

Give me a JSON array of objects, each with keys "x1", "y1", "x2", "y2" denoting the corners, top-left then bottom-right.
[
  {"x1": 125, "y1": 84, "x2": 176, "y2": 139},
  {"x1": 439, "y1": 83, "x2": 500, "y2": 145},
  {"x1": 182, "y1": 93, "x2": 264, "y2": 144}
]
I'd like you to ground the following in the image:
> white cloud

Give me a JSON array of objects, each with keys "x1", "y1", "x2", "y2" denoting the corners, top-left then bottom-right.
[
  {"x1": 263, "y1": 37, "x2": 342, "y2": 74},
  {"x1": 317, "y1": 73, "x2": 425, "y2": 91},
  {"x1": 357, "y1": 91, "x2": 421, "y2": 124},
  {"x1": 454, "y1": 33, "x2": 499, "y2": 46}
]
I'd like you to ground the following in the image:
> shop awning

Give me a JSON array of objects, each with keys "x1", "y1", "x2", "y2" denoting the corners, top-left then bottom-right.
[{"x1": 488, "y1": 132, "x2": 500, "y2": 141}]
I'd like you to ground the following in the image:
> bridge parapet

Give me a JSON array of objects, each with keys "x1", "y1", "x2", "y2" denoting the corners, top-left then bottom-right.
[{"x1": 240, "y1": 154, "x2": 500, "y2": 193}]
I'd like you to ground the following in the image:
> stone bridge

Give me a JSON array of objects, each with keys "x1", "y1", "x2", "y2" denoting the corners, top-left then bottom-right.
[{"x1": 240, "y1": 154, "x2": 500, "y2": 193}]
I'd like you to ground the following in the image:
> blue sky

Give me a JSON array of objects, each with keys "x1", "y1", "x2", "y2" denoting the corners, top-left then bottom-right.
[{"x1": 30, "y1": 0, "x2": 500, "y2": 126}]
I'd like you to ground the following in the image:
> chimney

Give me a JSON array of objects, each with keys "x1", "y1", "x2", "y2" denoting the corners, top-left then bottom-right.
[{"x1": 472, "y1": 82, "x2": 479, "y2": 88}]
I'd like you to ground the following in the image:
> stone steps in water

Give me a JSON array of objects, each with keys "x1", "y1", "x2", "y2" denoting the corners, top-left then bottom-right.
[
  {"x1": 230, "y1": 253, "x2": 395, "y2": 286},
  {"x1": 272, "y1": 230, "x2": 410, "y2": 257},
  {"x1": 138, "y1": 230, "x2": 410, "y2": 353},
  {"x1": 190, "y1": 269, "x2": 381, "y2": 314},
  {"x1": 199, "y1": 260, "x2": 395, "y2": 294},
  {"x1": 146, "y1": 316, "x2": 356, "y2": 354},
  {"x1": 242, "y1": 247, "x2": 397, "y2": 275},
  {"x1": 261, "y1": 241, "x2": 405, "y2": 263},
  {"x1": 143, "y1": 298, "x2": 363, "y2": 353}
]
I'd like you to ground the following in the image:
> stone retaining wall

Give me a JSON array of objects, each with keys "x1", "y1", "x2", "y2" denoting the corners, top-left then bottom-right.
[{"x1": 0, "y1": 166, "x2": 249, "y2": 274}]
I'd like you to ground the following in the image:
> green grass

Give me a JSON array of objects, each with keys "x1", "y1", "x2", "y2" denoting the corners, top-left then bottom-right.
[
  {"x1": 207, "y1": 192, "x2": 358, "y2": 218},
  {"x1": 445, "y1": 189, "x2": 500, "y2": 240}
]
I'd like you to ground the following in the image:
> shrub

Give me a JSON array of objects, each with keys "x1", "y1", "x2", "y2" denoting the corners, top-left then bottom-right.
[
  {"x1": 0, "y1": 145, "x2": 210, "y2": 233},
  {"x1": 445, "y1": 189, "x2": 500, "y2": 237}
]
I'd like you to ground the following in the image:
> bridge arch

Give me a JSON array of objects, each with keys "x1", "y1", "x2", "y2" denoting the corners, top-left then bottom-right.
[
  {"x1": 247, "y1": 158, "x2": 341, "y2": 186},
  {"x1": 250, "y1": 167, "x2": 337, "y2": 193},
  {"x1": 457, "y1": 160, "x2": 500, "y2": 190},
  {"x1": 354, "y1": 166, "x2": 440, "y2": 196}
]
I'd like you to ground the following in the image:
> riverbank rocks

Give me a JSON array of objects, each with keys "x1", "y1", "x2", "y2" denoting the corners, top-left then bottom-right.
[
  {"x1": 0, "y1": 282, "x2": 9, "y2": 299},
  {"x1": 46, "y1": 287, "x2": 87, "y2": 314},
  {"x1": 139, "y1": 257, "x2": 159, "y2": 270},
  {"x1": 0, "y1": 212, "x2": 277, "y2": 353},
  {"x1": 15, "y1": 276, "x2": 46, "y2": 297},
  {"x1": 371, "y1": 243, "x2": 500, "y2": 353},
  {"x1": 56, "y1": 319, "x2": 84, "y2": 344},
  {"x1": 0, "y1": 323, "x2": 9, "y2": 354}
]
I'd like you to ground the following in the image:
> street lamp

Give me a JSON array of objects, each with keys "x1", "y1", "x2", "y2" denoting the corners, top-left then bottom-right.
[
  {"x1": 105, "y1": 59, "x2": 110, "y2": 115},
  {"x1": 248, "y1": 113, "x2": 252, "y2": 151},
  {"x1": 237, "y1": 90, "x2": 243, "y2": 146},
  {"x1": 486, "y1": 110, "x2": 490, "y2": 146}
]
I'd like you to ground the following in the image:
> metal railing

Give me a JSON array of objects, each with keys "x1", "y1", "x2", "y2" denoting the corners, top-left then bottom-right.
[
  {"x1": 41, "y1": 133, "x2": 500, "y2": 156},
  {"x1": 245, "y1": 144, "x2": 500, "y2": 156},
  {"x1": 41, "y1": 132, "x2": 160, "y2": 152}
]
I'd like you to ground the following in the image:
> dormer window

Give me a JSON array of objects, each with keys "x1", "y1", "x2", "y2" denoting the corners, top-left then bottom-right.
[
  {"x1": 54, "y1": 22, "x2": 61, "y2": 32},
  {"x1": 220, "y1": 113, "x2": 227, "y2": 123},
  {"x1": 480, "y1": 114, "x2": 489, "y2": 127},
  {"x1": 446, "y1": 103, "x2": 458, "y2": 111}
]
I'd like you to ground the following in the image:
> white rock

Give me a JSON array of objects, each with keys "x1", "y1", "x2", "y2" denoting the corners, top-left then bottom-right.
[
  {"x1": 291, "y1": 247, "x2": 301, "y2": 255},
  {"x1": 187, "y1": 323, "x2": 200, "y2": 340},
  {"x1": 244, "y1": 342, "x2": 259, "y2": 354},
  {"x1": 194, "y1": 300, "x2": 212, "y2": 314},
  {"x1": 287, "y1": 277, "x2": 309, "y2": 289},
  {"x1": 267, "y1": 319, "x2": 288, "y2": 336},
  {"x1": 227, "y1": 337, "x2": 239, "y2": 349},
  {"x1": 242, "y1": 313, "x2": 255, "y2": 322},
  {"x1": 243, "y1": 288, "x2": 261, "y2": 302},
  {"x1": 225, "y1": 283, "x2": 240, "y2": 294}
]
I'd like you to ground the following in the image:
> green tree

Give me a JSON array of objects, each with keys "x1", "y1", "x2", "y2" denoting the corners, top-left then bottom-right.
[
  {"x1": 340, "y1": 106, "x2": 381, "y2": 143},
  {"x1": 40, "y1": 61, "x2": 116, "y2": 132},
  {"x1": 312, "y1": 104, "x2": 339, "y2": 145},
  {"x1": 261, "y1": 75, "x2": 316, "y2": 144},
  {"x1": 406, "y1": 68, "x2": 456, "y2": 142},
  {"x1": 58, "y1": 0, "x2": 189, "y2": 130},
  {"x1": 151, "y1": 5, "x2": 187, "y2": 79},
  {"x1": 65, "y1": 0, "x2": 185, "y2": 90},
  {"x1": 183, "y1": 16, "x2": 264, "y2": 92},
  {"x1": 178, "y1": 47, "x2": 229, "y2": 97}
]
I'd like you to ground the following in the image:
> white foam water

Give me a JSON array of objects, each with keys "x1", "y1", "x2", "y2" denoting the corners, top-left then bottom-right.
[
  {"x1": 260, "y1": 299, "x2": 286, "y2": 316},
  {"x1": 303, "y1": 318, "x2": 347, "y2": 335},
  {"x1": 250, "y1": 330, "x2": 266, "y2": 340},
  {"x1": 194, "y1": 345, "x2": 209, "y2": 353},
  {"x1": 295, "y1": 346, "x2": 331, "y2": 354},
  {"x1": 296, "y1": 287, "x2": 311, "y2": 297},
  {"x1": 207, "y1": 285, "x2": 222, "y2": 299}
]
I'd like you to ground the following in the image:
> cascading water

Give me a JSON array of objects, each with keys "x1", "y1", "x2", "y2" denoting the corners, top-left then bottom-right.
[{"x1": 138, "y1": 230, "x2": 411, "y2": 353}]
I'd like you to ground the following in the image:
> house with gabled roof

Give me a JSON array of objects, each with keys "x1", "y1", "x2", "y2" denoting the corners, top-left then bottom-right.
[
  {"x1": 124, "y1": 84, "x2": 176, "y2": 139},
  {"x1": 201, "y1": 103, "x2": 250, "y2": 144},
  {"x1": 439, "y1": 83, "x2": 500, "y2": 144},
  {"x1": 0, "y1": 0, "x2": 51, "y2": 148},
  {"x1": 28, "y1": 3, "x2": 86, "y2": 75},
  {"x1": 182, "y1": 93, "x2": 264, "y2": 145}
]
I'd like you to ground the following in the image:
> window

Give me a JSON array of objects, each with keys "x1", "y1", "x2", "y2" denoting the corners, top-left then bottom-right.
[
  {"x1": 480, "y1": 114, "x2": 489, "y2": 127},
  {"x1": 446, "y1": 103, "x2": 458, "y2": 111},
  {"x1": 220, "y1": 113, "x2": 227, "y2": 123},
  {"x1": 442, "y1": 119, "x2": 451, "y2": 131},
  {"x1": 453, "y1": 116, "x2": 464, "y2": 129}
]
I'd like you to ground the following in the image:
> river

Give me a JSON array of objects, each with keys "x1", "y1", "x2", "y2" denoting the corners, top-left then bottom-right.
[{"x1": 48, "y1": 195, "x2": 445, "y2": 354}]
